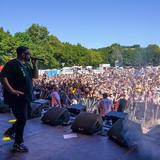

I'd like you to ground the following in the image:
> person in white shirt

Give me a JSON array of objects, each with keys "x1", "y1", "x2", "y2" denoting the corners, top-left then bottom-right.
[
  {"x1": 98, "y1": 93, "x2": 113, "y2": 120},
  {"x1": 50, "y1": 85, "x2": 61, "y2": 107}
]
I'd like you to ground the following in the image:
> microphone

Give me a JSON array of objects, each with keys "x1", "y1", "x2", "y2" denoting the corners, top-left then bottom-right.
[{"x1": 31, "y1": 56, "x2": 45, "y2": 61}]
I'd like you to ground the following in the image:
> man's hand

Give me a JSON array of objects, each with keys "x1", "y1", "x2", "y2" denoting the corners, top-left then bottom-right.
[
  {"x1": 1, "y1": 77, "x2": 24, "y2": 96},
  {"x1": 11, "y1": 89, "x2": 24, "y2": 96},
  {"x1": 31, "y1": 58, "x2": 39, "y2": 79},
  {"x1": 31, "y1": 57, "x2": 38, "y2": 67}
]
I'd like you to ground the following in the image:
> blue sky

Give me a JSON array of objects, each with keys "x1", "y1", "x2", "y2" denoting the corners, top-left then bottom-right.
[{"x1": 1, "y1": 0, "x2": 160, "y2": 48}]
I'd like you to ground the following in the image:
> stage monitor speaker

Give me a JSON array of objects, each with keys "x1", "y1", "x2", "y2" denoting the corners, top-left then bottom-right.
[
  {"x1": 108, "y1": 118, "x2": 142, "y2": 147},
  {"x1": 29, "y1": 102, "x2": 43, "y2": 119},
  {"x1": 67, "y1": 103, "x2": 86, "y2": 115},
  {"x1": 32, "y1": 99, "x2": 50, "y2": 109},
  {"x1": 106, "y1": 111, "x2": 128, "y2": 124},
  {"x1": 41, "y1": 107, "x2": 70, "y2": 126},
  {"x1": 146, "y1": 125, "x2": 160, "y2": 143},
  {"x1": 71, "y1": 112, "x2": 103, "y2": 134}
]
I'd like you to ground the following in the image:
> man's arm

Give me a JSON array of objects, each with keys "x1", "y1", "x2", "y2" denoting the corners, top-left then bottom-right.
[
  {"x1": 0, "y1": 59, "x2": 24, "y2": 96},
  {"x1": 1, "y1": 77, "x2": 24, "y2": 96}
]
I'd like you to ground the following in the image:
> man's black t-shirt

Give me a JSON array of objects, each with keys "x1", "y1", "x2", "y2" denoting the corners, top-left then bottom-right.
[
  {"x1": 118, "y1": 98, "x2": 127, "y2": 112},
  {"x1": 0, "y1": 59, "x2": 33, "y2": 104}
]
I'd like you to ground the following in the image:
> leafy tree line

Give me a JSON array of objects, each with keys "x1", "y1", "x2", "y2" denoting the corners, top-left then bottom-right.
[{"x1": 0, "y1": 24, "x2": 160, "y2": 69}]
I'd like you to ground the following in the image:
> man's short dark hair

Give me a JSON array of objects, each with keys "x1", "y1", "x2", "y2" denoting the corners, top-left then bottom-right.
[
  {"x1": 16, "y1": 46, "x2": 29, "y2": 56},
  {"x1": 103, "y1": 93, "x2": 108, "y2": 98}
]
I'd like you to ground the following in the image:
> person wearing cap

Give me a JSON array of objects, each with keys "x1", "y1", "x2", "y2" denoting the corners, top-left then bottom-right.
[{"x1": 0, "y1": 46, "x2": 38, "y2": 152}]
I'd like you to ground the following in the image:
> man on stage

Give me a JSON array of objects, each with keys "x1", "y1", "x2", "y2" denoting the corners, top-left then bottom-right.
[{"x1": 0, "y1": 46, "x2": 38, "y2": 152}]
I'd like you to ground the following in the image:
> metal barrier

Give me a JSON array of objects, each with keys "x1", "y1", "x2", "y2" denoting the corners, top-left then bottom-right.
[{"x1": 126, "y1": 100, "x2": 160, "y2": 129}]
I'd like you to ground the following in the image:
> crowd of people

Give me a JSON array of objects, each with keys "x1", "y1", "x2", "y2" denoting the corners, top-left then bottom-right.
[{"x1": 32, "y1": 67, "x2": 160, "y2": 122}]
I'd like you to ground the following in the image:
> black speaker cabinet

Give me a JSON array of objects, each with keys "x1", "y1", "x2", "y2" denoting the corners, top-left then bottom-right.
[
  {"x1": 108, "y1": 118, "x2": 142, "y2": 147},
  {"x1": 41, "y1": 107, "x2": 70, "y2": 125},
  {"x1": 29, "y1": 102, "x2": 43, "y2": 119},
  {"x1": 71, "y1": 112, "x2": 103, "y2": 134},
  {"x1": 146, "y1": 125, "x2": 160, "y2": 143},
  {"x1": 32, "y1": 99, "x2": 50, "y2": 109},
  {"x1": 67, "y1": 103, "x2": 86, "y2": 115},
  {"x1": 106, "y1": 111, "x2": 128, "y2": 124}
]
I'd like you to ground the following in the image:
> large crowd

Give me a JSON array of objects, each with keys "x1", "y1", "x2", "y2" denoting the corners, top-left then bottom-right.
[
  {"x1": 34, "y1": 67, "x2": 160, "y2": 126},
  {"x1": 33, "y1": 67, "x2": 160, "y2": 105}
]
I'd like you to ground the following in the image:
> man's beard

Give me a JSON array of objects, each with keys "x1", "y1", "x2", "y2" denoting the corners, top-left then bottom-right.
[{"x1": 25, "y1": 56, "x2": 30, "y2": 62}]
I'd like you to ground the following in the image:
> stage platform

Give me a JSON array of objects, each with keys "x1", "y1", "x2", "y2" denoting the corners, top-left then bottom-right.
[{"x1": 0, "y1": 113, "x2": 156, "y2": 160}]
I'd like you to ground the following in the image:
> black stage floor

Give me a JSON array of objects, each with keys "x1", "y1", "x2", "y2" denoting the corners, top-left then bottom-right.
[{"x1": 0, "y1": 113, "x2": 159, "y2": 160}]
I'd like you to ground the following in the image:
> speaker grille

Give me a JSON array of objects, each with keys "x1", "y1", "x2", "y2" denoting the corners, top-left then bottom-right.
[
  {"x1": 41, "y1": 107, "x2": 70, "y2": 125},
  {"x1": 71, "y1": 112, "x2": 103, "y2": 134}
]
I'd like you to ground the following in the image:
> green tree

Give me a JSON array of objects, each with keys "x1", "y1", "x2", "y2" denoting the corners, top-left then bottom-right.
[
  {"x1": 0, "y1": 27, "x2": 16, "y2": 64},
  {"x1": 146, "y1": 45, "x2": 160, "y2": 65},
  {"x1": 26, "y1": 24, "x2": 49, "y2": 43}
]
